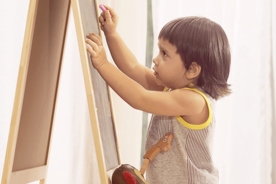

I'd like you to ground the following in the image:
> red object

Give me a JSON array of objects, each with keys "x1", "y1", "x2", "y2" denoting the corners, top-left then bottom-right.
[{"x1": 123, "y1": 171, "x2": 137, "y2": 184}]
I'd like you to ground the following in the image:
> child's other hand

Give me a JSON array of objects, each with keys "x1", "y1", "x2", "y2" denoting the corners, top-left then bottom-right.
[
  {"x1": 98, "y1": 5, "x2": 118, "y2": 36},
  {"x1": 86, "y1": 33, "x2": 108, "y2": 69}
]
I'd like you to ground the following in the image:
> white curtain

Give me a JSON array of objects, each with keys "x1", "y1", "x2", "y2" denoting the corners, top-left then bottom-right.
[
  {"x1": 0, "y1": 0, "x2": 275, "y2": 184},
  {"x1": 151, "y1": 0, "x2": 276, "y2": 184}
]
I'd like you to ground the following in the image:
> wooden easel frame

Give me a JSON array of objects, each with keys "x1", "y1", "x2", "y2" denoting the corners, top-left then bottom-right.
[{"x1": 1, "y1": 0, "x2": 120, "y2": 184}]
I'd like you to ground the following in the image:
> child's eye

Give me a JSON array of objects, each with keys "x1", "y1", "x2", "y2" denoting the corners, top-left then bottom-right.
[{"x1": 159, "y1": 50, "x2": 167, "y2": 57}]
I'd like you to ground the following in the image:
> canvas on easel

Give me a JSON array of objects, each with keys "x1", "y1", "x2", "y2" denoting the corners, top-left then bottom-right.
[{"x1": 1, "y1": 0, "x2": 120, "y2": 184}]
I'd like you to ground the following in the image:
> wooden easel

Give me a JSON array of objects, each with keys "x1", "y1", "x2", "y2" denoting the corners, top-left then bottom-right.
[{"x1": 1, "y1": 0, "x2": 120, "y2": 183}]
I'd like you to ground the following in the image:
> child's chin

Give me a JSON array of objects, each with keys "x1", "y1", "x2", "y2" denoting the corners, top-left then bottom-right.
[{"x1": 154, "y1": 78, "x2": 162, "y2": 86}]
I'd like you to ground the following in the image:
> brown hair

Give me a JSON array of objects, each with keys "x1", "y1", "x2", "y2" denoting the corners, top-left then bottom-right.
[{"x1": 158, "y1": 16, "x2": 231, "y2": 100}]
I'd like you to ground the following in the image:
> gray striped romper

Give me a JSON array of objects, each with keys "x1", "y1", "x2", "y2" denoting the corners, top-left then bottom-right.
[{"x1": 145, "y1": 88, "x2": 218, "y2": 184}]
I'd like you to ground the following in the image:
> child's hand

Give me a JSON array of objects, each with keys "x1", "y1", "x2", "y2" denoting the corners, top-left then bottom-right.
[
  {"x1": 98, "y1": 5, "x2": 118, "y2": 36},
  {"x1": 86, "y1": 33, "x2": 108, "y2": 69}
]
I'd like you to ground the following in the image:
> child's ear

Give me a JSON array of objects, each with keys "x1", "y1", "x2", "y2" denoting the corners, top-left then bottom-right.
[{"x1": 186, "y1": 62, "x2": 201, "y2": 79}]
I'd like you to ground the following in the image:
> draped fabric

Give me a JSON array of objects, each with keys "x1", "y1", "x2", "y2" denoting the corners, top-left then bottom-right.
[
  {"x1": 0, "y1": 0, "x2": 275, "y2": 183},
  {"x1": 151, "y1": 1, "x2": 276, "y2": 183}
]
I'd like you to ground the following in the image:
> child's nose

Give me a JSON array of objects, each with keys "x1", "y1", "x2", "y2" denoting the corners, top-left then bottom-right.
[{"x1": 153, "y1": 57, "x2": 158, "y2": 65}]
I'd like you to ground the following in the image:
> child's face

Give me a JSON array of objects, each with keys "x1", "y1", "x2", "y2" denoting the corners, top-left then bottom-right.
[{"x1": 153, "y1": 38, "x2": 190, "y2": 89}]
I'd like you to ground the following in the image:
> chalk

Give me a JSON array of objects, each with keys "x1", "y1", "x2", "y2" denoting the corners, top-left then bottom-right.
[{"x1": 99, "y1": 4, "x2": 107, "y2": 12}]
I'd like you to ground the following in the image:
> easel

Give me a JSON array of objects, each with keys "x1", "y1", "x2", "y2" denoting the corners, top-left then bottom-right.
[{"x1": 1, "y1": 0, "x2": 120, "y2": 183}]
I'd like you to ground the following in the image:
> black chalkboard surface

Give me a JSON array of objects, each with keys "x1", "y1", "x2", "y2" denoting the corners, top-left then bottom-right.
[{"x1": 75, "y1": 0, "x2": 120, "y2": 171}]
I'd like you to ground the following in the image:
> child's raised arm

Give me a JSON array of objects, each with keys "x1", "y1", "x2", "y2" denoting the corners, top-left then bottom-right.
[
  {"x1": 98, "y1": 5, "x2": 162, "y2": 91},
  {"x1": 86, "y1": 34, "x2": 208, "y2": 125}
]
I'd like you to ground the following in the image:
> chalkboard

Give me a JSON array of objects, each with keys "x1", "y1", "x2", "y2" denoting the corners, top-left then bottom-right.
[
  {"x1": 2, "y1": 0, "x2": 120, "y2": 183},
  {"x1": 71, "y1": 0, "x2": 120, "y2": 173}
]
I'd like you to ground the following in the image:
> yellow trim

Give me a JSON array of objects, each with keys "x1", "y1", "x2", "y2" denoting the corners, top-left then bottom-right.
[
  {"x1": 163, "y1": 87, "x2": 213, "y2": 130},
  {"x1": 176, "y1": 88, "x2": 213, "y2": 130},
  {"x1": 163, "y1": 87, "x2": 169, "y2": 91}
]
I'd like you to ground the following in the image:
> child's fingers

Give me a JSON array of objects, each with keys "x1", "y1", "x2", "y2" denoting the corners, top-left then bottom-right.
[
  {"x1": 86, "y1": 33, "x2": 102, "y2": 46},
  {"x1": 86, "y1": 44, "x2": 96, "y2": 56},
  {"x1": 100, "y1": 24, "x2": 104, "y2": 31},
  {"x1": 85, "y1": 38, "x2": 102, "y2": 58},
  {"x1": 85, "y1": 39, "x2": 97, "y2": 54},
  {"x1": 98, "y1": 14, "x2": 105, "y2": 25},
  {"x1": 101, "y1": 5, "x2": 117, "y2": 18},
  {"x1": 99, "y1": 5, "x2": 117, "y2": 24},
  {"x1": 104, "y1": 10, "x2": 112, "y2": 24},
  {"x1": 86, "y1": 33, "x2": 100, "y2": 40}
]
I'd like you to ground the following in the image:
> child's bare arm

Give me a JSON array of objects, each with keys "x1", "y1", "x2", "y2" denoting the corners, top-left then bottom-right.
[
  {"x1": 86, "y1": 34, "x2": 208, "y2": 124},
  {"x1": 98, "y1": 6, "x2": 162, "y2": 91}
]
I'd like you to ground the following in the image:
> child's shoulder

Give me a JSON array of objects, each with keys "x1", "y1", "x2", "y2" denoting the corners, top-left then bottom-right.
[{"x1": 174, "y1": 87, "x2": 211, "y2": 125}]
